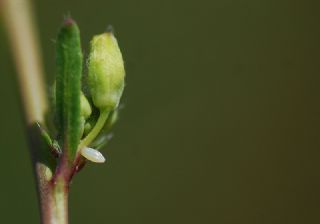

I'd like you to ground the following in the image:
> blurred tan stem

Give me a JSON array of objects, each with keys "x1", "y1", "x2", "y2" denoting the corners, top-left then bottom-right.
[
  {"x1": 2, "y1": 0, "x2": 47, "y2": 124},
  {"x1": 1, "y1": 0, "x2": 68, "y2": 224}
]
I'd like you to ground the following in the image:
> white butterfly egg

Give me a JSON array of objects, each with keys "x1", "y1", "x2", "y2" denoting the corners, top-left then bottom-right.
[{"x1": 81, "y1": 147, "x2": 106, "y2": 163}]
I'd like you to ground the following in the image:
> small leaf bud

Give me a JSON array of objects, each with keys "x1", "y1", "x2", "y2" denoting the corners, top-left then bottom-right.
[{"x1": 80, "y1": 92, "x2": 92, "y2": 119}]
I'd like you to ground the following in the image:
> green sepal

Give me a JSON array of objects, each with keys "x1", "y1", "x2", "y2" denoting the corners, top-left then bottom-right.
[{"x1": 55, "y1": 18, "x2": 83, "y2": 162}]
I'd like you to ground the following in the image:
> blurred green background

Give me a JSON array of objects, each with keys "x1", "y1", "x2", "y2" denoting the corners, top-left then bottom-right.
[{"x1": 1, "y1": 0, "x2": 320, "y2": 223}]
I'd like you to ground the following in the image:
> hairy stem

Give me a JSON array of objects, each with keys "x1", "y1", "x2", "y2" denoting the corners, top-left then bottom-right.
[
  {"x1": 37, "y1": 168, "x2": 69, "y2": 224},
  {"x1": 50, "y1": 177, "x2": 69, "y2": 223}
]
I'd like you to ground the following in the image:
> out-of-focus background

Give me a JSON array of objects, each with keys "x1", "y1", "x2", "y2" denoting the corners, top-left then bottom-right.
[{"x1": 1, "y1": 0, "x2": 320, "y2": 223}]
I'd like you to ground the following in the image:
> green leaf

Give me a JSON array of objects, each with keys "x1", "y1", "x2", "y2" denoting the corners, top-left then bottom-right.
[
  {"x1": 37, "y1": 122, "x2": 61, "y2": 157},
  {"x1": 55, "y1": 18, "x2": 83, "y2": 162}
]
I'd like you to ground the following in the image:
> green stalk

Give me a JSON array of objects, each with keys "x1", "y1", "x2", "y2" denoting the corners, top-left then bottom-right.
[{"x1": 79, "y1": 109, "x2": 110, "y2": 149}]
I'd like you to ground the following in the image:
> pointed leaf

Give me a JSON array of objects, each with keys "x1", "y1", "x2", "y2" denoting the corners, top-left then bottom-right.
[{"x1": 55, "y1": 18, "x2": 83, "y2": 161}]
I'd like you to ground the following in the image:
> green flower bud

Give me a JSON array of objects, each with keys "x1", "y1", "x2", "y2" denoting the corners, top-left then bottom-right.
[
  {"x1": 80, "y1": 92, "x2": 92, "y2": 138},
  {"x1": 80, "y1": 92, "x2": 92, "y2": 119},
  {"x1": 88, "y1": 32, "x2": 125, "y2": 110}
]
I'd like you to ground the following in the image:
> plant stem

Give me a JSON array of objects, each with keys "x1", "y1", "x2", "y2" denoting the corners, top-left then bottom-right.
[
  {"x1": 51, "y1": 177, "x2": 69, "y2": 223},
  {"x1": 1, "y1": 0, "x2": 69, "y2": 223},
  {"x1": 39, "y1": 175, "x2": 69, "y2": 224},
  {"x1": 79, "y1": 109, "x2": 110, "y2": 149},
  {"x1": 1, "y1": 0, "x2": 47, "y2": 124}
]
